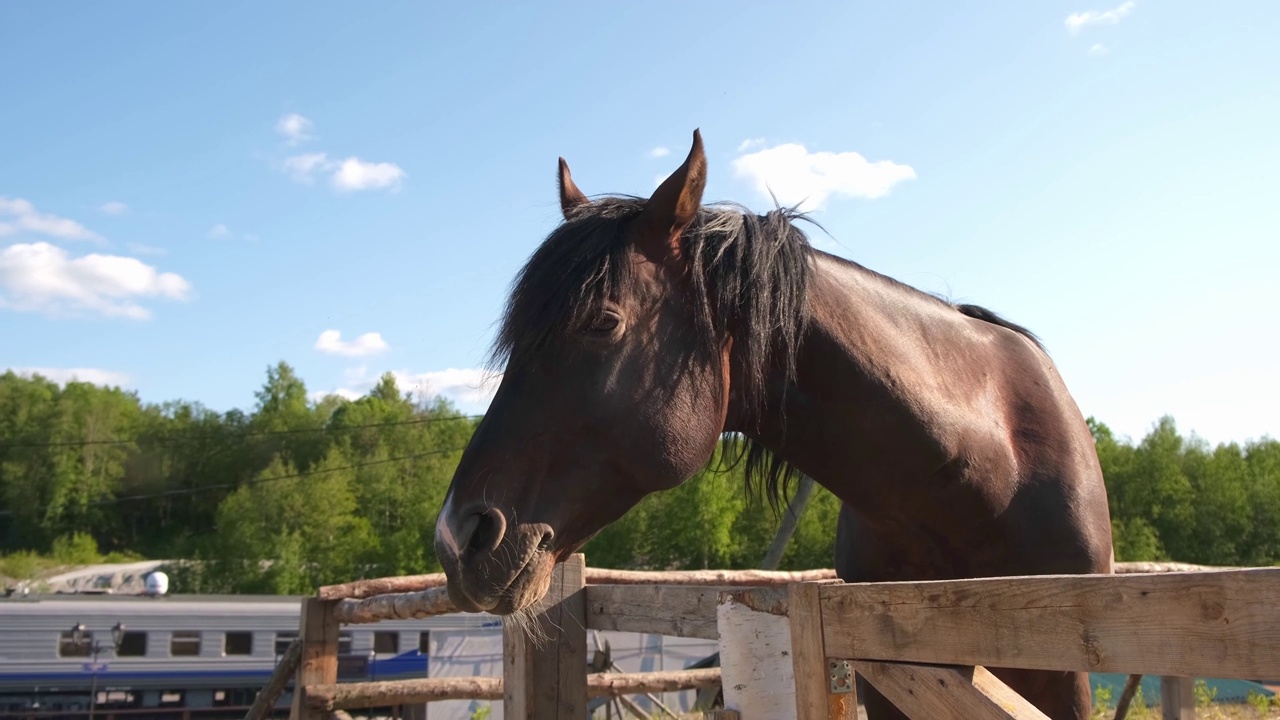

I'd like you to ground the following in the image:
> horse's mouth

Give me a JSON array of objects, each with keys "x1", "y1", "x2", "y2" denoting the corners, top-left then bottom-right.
[{"x1": 448, "y1": 548, "x2": 552, "y2": 616}]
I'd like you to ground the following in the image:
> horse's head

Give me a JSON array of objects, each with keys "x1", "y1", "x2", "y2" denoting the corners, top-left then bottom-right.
[{"x1": 434, "y1": 131, "x2": 742, "y2": 614}]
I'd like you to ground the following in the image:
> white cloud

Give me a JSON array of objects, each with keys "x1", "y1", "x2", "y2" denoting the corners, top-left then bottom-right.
[
  {"x1": 315, "y1": 366, "x2": 501, "y2": 411},
  {"x1": 1088, "y1": 43, "x2": 1110, "y2": 56},
  {"x1": 0, "y1": 197, "x2": 102, "y2": 242},
  {"x1": 1066, "y1": 1, "x2": 1136, "y2": 33},
  {"x1": 737, "y1": 138, "x2": 767, "y2": 152},
  {"x1": 206, "y1": 223, "x2": 231, "y2": 239},
  {"x1": 282, "y1": 152, "x2": 334, "y2": 184},
  {"x1": 731, "y1": 143, "x2": 917, "y2": 211},
  {"x1": 99, "y1": 201, "x2": 129, "y2": 216},
  {"x1": 331, "y1": 157, "x2": 406, "y2": 192},
  {"x1": 649, "y1": 146, "x2": 671, "y2": 158},
  {"x1": 314, "y1": 329, "x2": 390, "y2": 357},
  {"x1": 279, "y1": 153, "x2": 404, "y2": 193},
  {"x1": 9, "y1": 367, "x2": 132, "y2": 388},
  {"x1": 275, "y1": 113, "x2": 315, "y2": 145},
  {"x1": 0, "y1": 242, "x2": 191, "y2": 319}
]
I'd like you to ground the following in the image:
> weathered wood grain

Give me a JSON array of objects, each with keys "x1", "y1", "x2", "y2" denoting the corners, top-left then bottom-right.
[
  {"x1": 313, "y1": 561, "x2": 1214, "y2": 601},
  {"x1": 504, "y1": 554, "x2": 588, "y2": 719},
  {"x1": 589, "y1": 668, "x2": 722, "y2": 697},
  {"x1": 306, "y1": 668, "x2": 719, "y2": 710},
  {"x1": 319, "y1": 567, "x2": 841, "y2": 600},
  {"x1": 586, "y1": 584, "x2": 723, "y2": 639},
  {"x1": 586, "y1": 567, "x2": 837, "y2": 586},
  {"x1": 820, "y1": 568, "x2": 1280, "y2": 678},
  {"x1": 319, "y1": 573, "x2": 448, "y2": 600},
  {"x1": 331, "y1": 585, "x2": 455, "y2": 624},
  {"x1": 308, "y1": 677, "x2": 504, "y2": 710},
  {"x1": 788, "y1": 582, "x2": 857, "y2": 720},
  {"x1": 854, "y1": 662, "x2": 1050, "y2": 720},
  {"x1": 291, "y1": 598, "x2": 340, "y2": 720}
]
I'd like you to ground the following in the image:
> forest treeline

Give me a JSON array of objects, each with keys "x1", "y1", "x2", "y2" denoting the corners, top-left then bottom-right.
[{"x1": 1, "y1": 364, "x2": 1277, "y2": 594}]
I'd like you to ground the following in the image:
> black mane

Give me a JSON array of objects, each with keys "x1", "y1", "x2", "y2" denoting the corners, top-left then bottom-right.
[{"x1": 492, "y1": 196, "x2": 813, "y2": 509}]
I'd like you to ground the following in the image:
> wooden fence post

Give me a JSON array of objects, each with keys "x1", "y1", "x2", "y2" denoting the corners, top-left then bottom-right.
[
  {"x1": 504, "y1": 553, "x2": 588, "y2": 719},
  {"x1": 290, "y1": 597, "x2": 340, "y2": 720},
  {"x1": 788, "y1": 582, "x2": 857, "y2": 720},
  {"x1": 1160, "y1": 677, "x2": 1195, "y2": 720},
  {"x1": 717, "y1": 587, "x2": 796, "y2": 720}
]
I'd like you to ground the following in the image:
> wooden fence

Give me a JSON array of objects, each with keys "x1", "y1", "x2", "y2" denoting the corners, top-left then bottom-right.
[{"x1": 252, "y1": 558, "x2": 1280, "y2": 720}]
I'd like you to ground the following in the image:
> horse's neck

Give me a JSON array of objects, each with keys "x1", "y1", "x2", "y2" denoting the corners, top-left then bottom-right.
[{"x1": 743, "y1": 252, "x2": 981, "y2": 485}]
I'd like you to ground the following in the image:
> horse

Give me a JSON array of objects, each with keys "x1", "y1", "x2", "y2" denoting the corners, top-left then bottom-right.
[{"x1": 434, "y1": 130, "x2": 1114, "y2": 720}]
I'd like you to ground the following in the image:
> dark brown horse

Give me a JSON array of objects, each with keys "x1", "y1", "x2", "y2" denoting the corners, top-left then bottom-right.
[{"x1": 434, "y1": 130, "x2": 1113, "y2": 719}]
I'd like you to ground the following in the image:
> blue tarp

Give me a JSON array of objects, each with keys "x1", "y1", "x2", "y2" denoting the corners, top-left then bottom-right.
[{"x1": 1090, "y1": 673, "x2": 1275, "y2": 706}]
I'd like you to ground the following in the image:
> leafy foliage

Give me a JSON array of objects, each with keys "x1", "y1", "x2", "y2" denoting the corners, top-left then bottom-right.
[{"x1": 1, "y1": 365, "x2": 1277, "y2": 593}]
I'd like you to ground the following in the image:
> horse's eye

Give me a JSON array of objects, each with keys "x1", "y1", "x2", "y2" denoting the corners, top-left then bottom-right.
[{"x1": 585, "y1": 312, "x2": 621, "y2": 335}]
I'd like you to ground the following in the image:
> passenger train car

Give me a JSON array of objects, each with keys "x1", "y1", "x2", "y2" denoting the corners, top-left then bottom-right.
[
  {"x1": 0, "y1": 591, "x2": 502, "y2": 719},
  {"x1": 0, "y1": 591, "x2": 720, "y2": 720}
]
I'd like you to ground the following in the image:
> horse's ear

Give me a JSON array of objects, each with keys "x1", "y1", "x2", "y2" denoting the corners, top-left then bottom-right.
[
  {"x1": 558, "y1": 157, "x2": 588, "y2": 219},
  {"x1": 639, "y1": 129, "x2": 707, "y2": 261}
]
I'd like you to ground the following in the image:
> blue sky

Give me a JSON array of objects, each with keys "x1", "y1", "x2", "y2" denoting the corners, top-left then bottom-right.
[{"x1": 2, "y1": 1, "x2": 1277, "y2": 446}]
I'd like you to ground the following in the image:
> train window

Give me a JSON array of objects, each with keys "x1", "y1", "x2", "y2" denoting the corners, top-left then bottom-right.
[
  {"x1": 117, "y1": 631, "x2": 147, "y2": 657},
  {"x1": 58, "y1": 630, "x2": 92, "y2": 657},
  {"x1": 275, "y1": 631, "x2": 297, "y2": 656},
  {"x1": 339, "y1": 631, "x2": 352, "y2": 655},
  {"x1": 171, "y1": 631, "x2": 201, "y2": 656},
  {"x1": 224, "y1": 631, "x2": 253, "y2": 656},
  {"x1": 418, "y1": 631, "x2": 430, "y2": 654},
  {"x1": 374, "y1": 631, "x2": 399, "y2": 654}
]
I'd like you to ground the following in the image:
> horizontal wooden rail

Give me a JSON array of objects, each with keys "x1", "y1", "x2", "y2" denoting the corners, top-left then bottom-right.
[
  {"x1": 318, "y1": 567, "x2": 841, "y2": 600},
  {"x1": 585, "y1": 584, "x2": 725, "y2": 639},
  {"x1": 585, "y1": 567, "x2": 837, "y2": 586},
  {"x1": 309, "y1": 677, "x2": 502, "y2": 710},
  {"x1": 306, "y1": 669, "x2": 722, "y2": 711},
  {"x1": 332, "y1": 586, "x2": 454, "y2": 624},
  {"x1": 818, "y1": 568, "x2": 1280, "y2": 679}
]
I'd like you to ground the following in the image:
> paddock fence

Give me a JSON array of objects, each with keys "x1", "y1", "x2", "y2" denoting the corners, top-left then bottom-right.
[{"x1": 248, "y1": 558, "x2": 1279, "y2": 720}]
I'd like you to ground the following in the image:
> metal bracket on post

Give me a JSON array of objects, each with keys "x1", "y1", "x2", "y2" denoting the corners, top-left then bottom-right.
[{"x1": 828, "y1": 659, "x2": 854, "y2": 694}]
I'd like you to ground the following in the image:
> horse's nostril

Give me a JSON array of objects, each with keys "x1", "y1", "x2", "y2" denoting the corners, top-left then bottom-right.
[
  {"x1": 538, "y1": 529, "x2": 554, "y2": 551},
  {"x1": 463, "y1": 507, "x2": 508, "y2": 555}
]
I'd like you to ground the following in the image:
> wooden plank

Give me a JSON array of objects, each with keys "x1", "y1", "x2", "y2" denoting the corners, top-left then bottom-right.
[
  {"x1": 504, "y1": 554, "x2": 588, "y2": 720},
  {"x1": 820, "y1": 568, "x2": 1280, "y2": 679},
  {"x1": 246, "y1": 638, "x2": 301, "y2": 720},
  {"x1": 586, "y1": 584, "x2": 723, "y2": 639},
  {"x1": 717, "y1": 588, "x2": 797, "y2": 719},
  {"x1": 1160, "y1": 677, "x2": 1195, "y2": 720},
  {"x1": 788, "y1": 581, "x2": 856, "y2": 720},
  {"x1": 854, "y1": 662, "x2": 1049, "y2": 719},
  {"x1": 290, "y1": 598, "x2": 340, "y2": 720}
]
